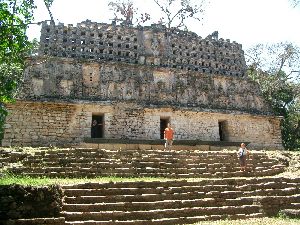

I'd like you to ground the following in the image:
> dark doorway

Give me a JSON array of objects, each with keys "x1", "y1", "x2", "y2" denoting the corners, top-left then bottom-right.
[
  {"x1": 160, "y1": 118, "x2": 169, "y2": 139},
  {"x1": 91, "y1": 115, "x2": 104, "y2": 138},
  {"x1": 218, "y1": 121, "x2": 227, "y2": 141}
]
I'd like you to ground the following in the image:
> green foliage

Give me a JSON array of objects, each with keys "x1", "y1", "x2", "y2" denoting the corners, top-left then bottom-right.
[
  {"x1": 0, "y1": 171, "x2": 170, "y2": 186},
  {"x1": 0, "y1": 0, "x2": 37, "y2": 139},
  {"x1": 246, "y1": 43, "x2": 300, "y2": 150},
  {"x1": 0, "y1": 1, "x2": 54, "y2": 140},
  {"x1": 188, "y1": 217, "x2": 300, "y2": 225}
]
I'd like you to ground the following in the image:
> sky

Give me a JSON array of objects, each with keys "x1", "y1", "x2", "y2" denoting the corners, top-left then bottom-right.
[{"x1": 27, "y1": 0, "x2": 300, "y2": 51}]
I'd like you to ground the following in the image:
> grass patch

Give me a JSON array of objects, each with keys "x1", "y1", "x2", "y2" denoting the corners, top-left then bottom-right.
[
  {"x1": 0, "y1": 172, "x2": 173, "y2": 186},
  {"x1": 187, "y1": 217, "x2": 300, "y2": 225}
]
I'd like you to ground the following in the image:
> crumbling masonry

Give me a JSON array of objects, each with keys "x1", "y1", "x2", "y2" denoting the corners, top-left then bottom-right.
[{"x1": 2, "y1": 20, "x2": 283, "y2": 149}]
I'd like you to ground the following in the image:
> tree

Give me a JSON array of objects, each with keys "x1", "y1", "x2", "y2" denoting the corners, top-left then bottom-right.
[
  {"x1": 152, "y1": 0, "x2": 207, "y2": 29},
  {"x1": 44, "y1": 0, "x2": 55, "y2": 22},
  {"x1": 108, "y1": 0, "x2": 208, "y2": 29},
  {"x1": 108, "y1": 0, "x2": 150, "y2": 26},
  {"x1": 246, "y1": 42, "x2": 300, "y2": 150},
  {"x1": 0, "y1": 0, "x2": 54, "y2": 140}
]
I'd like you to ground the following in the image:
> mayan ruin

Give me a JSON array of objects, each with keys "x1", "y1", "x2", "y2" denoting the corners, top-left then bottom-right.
[
  {"x1": 0, "y1": 20, "x2": 283, "y2": 149},
  {"x1": 1, "y1": 0, "x2": 300, "y2": 221}
]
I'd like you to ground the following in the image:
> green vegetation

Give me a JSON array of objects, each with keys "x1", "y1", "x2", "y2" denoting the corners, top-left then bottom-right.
[
  {"x1": 188, "y1": 217, "x2": 300, "y2": 225},
  {"x1": 246, "y1": 43, "x2": 300, "y2": 150},
  {"x1": 0, "y1": 0, "x2": 54, "y2": 140},
  {"x1": 0, "y1": 172, "x2": 172, "y2": 186},
  {"x1": 0, "y1": 0, "x2": 34, "y2": 139}
]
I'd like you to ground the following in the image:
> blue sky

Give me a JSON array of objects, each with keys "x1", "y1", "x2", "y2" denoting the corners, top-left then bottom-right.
[{"x1": 27, "y1": 0, "x2": 300, "y2": 50}]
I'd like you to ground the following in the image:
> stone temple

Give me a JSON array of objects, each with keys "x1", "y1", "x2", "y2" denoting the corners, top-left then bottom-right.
[{"x1": 2, "y1": 20, "x2": 283, "y2": 149}]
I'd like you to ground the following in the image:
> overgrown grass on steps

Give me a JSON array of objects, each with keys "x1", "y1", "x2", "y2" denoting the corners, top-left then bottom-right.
[
  {"x1": 0, "y1": 172, "x2": 174, "y2": 186},
  {"x1": 186, "y1": 217, "x2": 300, "y2": 225}
]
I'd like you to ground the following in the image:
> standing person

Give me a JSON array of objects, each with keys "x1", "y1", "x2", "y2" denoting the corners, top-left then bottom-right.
[
  {"x1": 164, "y1": 123, "x2": 174, "y2": 150},
  {"x1": 237, "y1": 143, "x2": 250, "y2": 171},
  {"x1": 91, "y1": 120, "x2": 98, "y2": 138}
]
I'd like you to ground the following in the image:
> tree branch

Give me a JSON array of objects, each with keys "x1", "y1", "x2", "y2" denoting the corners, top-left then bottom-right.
[{"x1": 44, "y1": 0, "x2": 55, "y2": 23}]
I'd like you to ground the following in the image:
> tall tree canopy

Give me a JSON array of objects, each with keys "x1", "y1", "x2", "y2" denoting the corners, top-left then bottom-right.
[
  {"x1": 246, "y1": 43, "x2": 300, "y2": 150},
  {"x1": 0, "y1": 0, "x2": 54, "y2": 139}
]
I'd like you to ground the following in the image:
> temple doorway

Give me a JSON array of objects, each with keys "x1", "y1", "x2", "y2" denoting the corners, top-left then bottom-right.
[
  {"x1": 160, "y1": 118, "x2": 170, "y2": 139},
  {"x1": 91, "y1": 114, "x2": 104, "y2": 138},
  {"x1": 218, "y1": 120, "x2": 227, "y2": 141}
]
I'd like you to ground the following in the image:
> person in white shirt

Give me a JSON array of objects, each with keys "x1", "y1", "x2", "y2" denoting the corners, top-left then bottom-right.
[{"x1": 237, "y1": 143, "x2": 250, "y2": 171}]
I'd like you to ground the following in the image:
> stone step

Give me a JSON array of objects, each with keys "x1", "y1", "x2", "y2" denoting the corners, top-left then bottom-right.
[
  {"x1": 32, "y1": 148, "x2": 271, "y2": 155},
  {"x1": 64, "y1": 188, "x2": 300, "y2": 205},
  {"x1": 20, "y1": 166, "x2": 281, "y2": 175},
  {"x1": 63, "y1": 212, "x2": 265, "y2": 225},
  {"x1": 60, "y1": 178, "x2": 300, "y2": 224},
  {"x1": 20, "y1": 165, "x2": 278, "y2": 175},
  {"x1": 29, "y1": 156, "x2": 271, "y2": 165},
  {"x1": 63, "y1": 185, "x2": 236, "y2": 197},
  {"x1": 62, "y1": 197, "x2": 255, "y2": 212},
  {"x1": 62, "y1": 205, "x2": 261, "y2": 221},
  {"x1": 11, "y1": 166, "x2": 285, "y2": 178},
  {"x1": 17, "y1": 148, "x2": 283, "y2": 180},
  {"x1": 285, "y1": 203, "x2": 300, "y2": 209},
  {"x1": 25, "y1": 149, "x2": 274, "y2": 158},
  {"x1": 24, "y1": 160, "x2": 257, "y2": 168},
  {"x1": 237, "y1": 182, "x2": 299, "y2": 191},
  {"x1": 15, "y1": 163, "x2": 284, "y2": 173},
  {"x1": 62, "y1": 177, "x2": 300, "y2": 189},
  {"x1": 63, "y1": 180, "x2": 299, "y2": 197},
  {"x1": 64, "y1": 192, "x2": 207, "y2": 204},
  {"x1": 243, "y1": 187, "x2": 300, "y2": 197}
]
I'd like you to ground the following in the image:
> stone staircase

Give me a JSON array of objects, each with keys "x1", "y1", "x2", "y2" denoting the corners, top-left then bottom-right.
[
  {"x1": 0, "y1": 148, "x2": 27, "y2": 169},
  {"x1": 2, "y1": 147, "x2": 298, "y2": 225},
  {"x1": 3, "y1": 177, "x2": 300, "y2": 225},
  {"x1": 60, "y1": 177, "x2": 300, "y2": 225},
  {"x1": 7, "y1": 148, "x2": 286, "y2": 178}
]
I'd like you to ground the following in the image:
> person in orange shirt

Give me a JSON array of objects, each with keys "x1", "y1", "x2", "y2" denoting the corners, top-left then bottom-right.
[{"x1": 164, "y1": 123, "x2": 174, "y2": 150}]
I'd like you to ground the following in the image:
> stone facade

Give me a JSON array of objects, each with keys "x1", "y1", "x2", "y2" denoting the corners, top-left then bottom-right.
[
  {"x1": 2, "y1": 20, "x2": 283, "y2": 149},
  {"x1": 3, "y1": 101, "x2": 282, "y2": 149},
  {"x1": 39, "y1": 20, "x2": 246, "y2": 77},
  {"x1": 20, "y1": 57, "x2": 268, "y2": 114}
]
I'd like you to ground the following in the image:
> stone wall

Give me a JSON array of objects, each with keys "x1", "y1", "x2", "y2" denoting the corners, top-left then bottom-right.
[
  {"x1": 0, "y1": 184, "x2": 63, "y2": 219},
  {"x1": 2, "y1": 101, "x2": 283, "y2": 149},
  {"x1": 21, "y1": 57, "x2": 270, "y2": 115},
  {"x1": 39, "y1": 20, "x2": 246, "y2": 77}
]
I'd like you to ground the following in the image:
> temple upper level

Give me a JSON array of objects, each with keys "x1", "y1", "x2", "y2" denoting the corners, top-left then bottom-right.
[{"x1": 39, "y1": 20, "x2": 246, "y2": 77}]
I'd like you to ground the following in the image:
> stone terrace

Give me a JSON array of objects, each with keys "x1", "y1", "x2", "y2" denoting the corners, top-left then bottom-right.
[
  {"x1": 3, "y1": 148, "x2": 286, "y2": 178},
  {"x1": 1, "y1": 147, "x2": 299, "y2": 225},
  {"x1": 60, "y1": 177, "x2": 300, "y2": 225},
  {"x1": 2, "y1": 177, "x2": 300, "y2": 225}
]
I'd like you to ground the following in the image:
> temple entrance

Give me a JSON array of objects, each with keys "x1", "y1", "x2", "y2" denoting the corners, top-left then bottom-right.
[
  {"x1": 218, "y1": 121, "x2": 227, "y2": 141},
  {"x1": 160, "y1": 118, "x2": 170, "y2": 139},
  {"x1": 91, "y1": 114, "x2": 104, "y2": 138}
]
